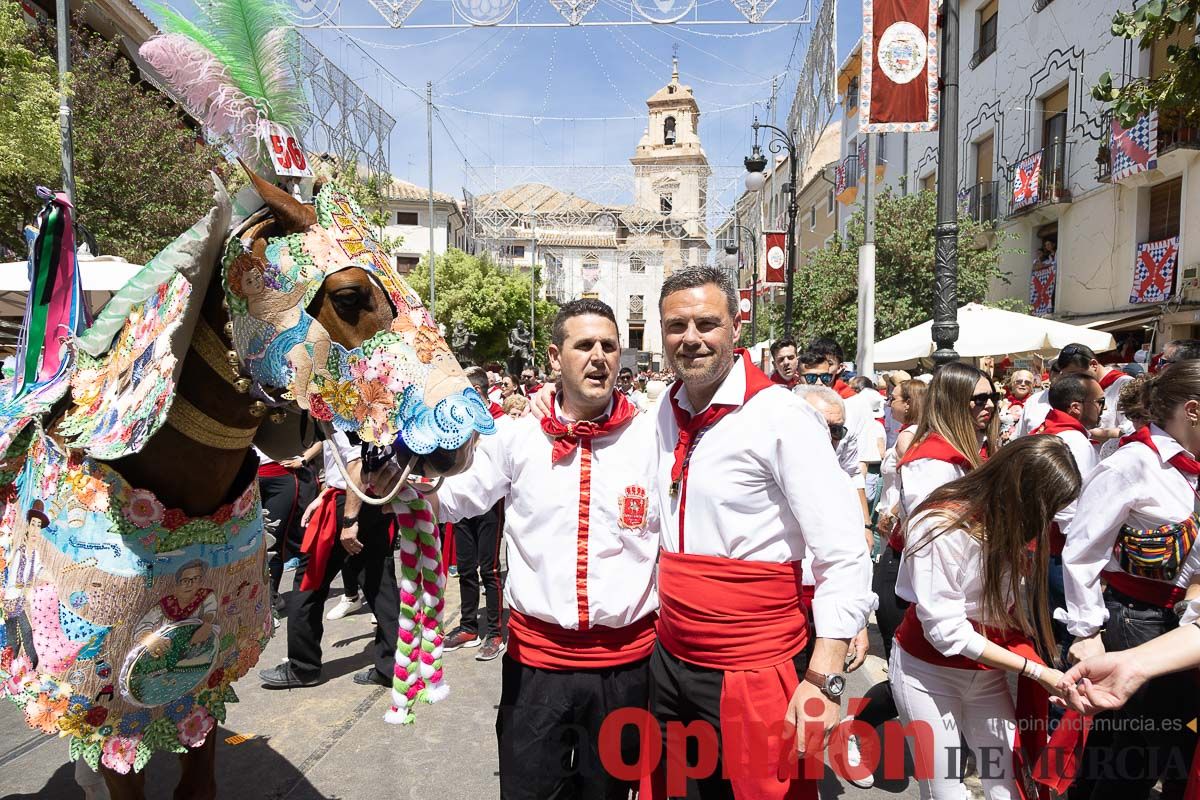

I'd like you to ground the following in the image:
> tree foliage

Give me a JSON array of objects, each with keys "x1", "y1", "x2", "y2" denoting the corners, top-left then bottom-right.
[
  {"x1": 409, "y1": 248, "x2": 559, "y2": 370},
  {"x1": 1093, "y1": 0, "x2": 1199, "y2": 126},
  {"x1": 0, "y1": 0, "x2": 58, "y2": 196},
  {"x1": 765, "y1": 188, "x2": 1013, "y2": 356},
  {"x1": 0, "y1": 14, "x2": 236, "y2": 262}
]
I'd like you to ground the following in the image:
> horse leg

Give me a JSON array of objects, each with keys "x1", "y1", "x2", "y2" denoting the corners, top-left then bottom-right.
[
  {"x1": 101, "y1": 765, "x2": 147, "y2": 800},
  {"x1": 174, "y1": 732, "x2": 218, "y2": 800}
]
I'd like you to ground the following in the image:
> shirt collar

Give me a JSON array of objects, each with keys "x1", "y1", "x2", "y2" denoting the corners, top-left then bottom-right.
[
  {"x1": 555, "y1": 393, "x2": 615, "y2": 424},
  {"x1": 676, "y1": 355, "x2": 746, "y2": 416},
  {"x1": 1149, "y1": 423, "x2": 1188, "y2": 463}
]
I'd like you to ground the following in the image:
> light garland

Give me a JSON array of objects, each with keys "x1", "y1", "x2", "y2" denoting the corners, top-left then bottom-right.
[
  {"x1": 609, "y1": 24, "x2": 785, "y2": 87},
  {"x1": 583, "y1": 27, "x2": 644, "y2": 114},
  {"x1": 436, "y1": 27, "x2": 531, "y2": 98}
]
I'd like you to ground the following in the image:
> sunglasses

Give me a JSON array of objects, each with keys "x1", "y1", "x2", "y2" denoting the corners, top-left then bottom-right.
[
  {"x1": 802, "y1": 373, "x2": 835, "y2": 386},
  {"x1": 1012, "y1": 379, "x2": 1034, "y2": 385},
  {"x1": 828, "y1": 423, "x2": 847, "y2": 442},
  {"x1": 970, "y1": 392, "x2": 1001, "y2": 409}
]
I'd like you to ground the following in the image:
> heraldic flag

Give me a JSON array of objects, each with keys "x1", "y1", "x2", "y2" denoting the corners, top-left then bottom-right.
[
  {"x1": 1130, "y1": 236, "x2": 1179, "y2": 304},
  {"x1": 861, "y1": 0, "x2": 939, "y2": 132}
]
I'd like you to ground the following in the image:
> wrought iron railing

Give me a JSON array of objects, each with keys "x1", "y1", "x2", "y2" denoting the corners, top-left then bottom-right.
[
  {"x1": 1008, "y1": 139, "x2": 1072, "y2": 216},
  {"x1": 965, "y1": 181, "x2": 1001, "y2": 225}
]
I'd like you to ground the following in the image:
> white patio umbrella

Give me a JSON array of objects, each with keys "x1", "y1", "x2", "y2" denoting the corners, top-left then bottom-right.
[
  {"x1": 0, "y1": 255, "x2": 143, "y2": 317},
  {"x1": 874, "y1": 302, "x2": 1117, "y2": 369}
]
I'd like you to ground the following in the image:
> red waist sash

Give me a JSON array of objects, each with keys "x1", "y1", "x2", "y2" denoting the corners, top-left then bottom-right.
[
  {"x1": 894, "y1": 606, "x2": 1089, "y2": 800},
  {"x1": 887, "y1": 518, "x2": 906, "y2": 553},
  {"x1": 257, "y1": 462, "x2": 291, "y2": 478},
  {"x1": 1048, "y1": 523, "x2": 1066, "y2": 557},
  {"x1": 652, "y1": 551, "x2": 815, "y2": 800},
  {"x1": 506, "y1": 609, "x2": 656, "y2": 671},
  {"x1": 1102, "y1": 569, "x2": 1186, "y2": 608},
  {"x1": 299, "y1": 489, "x2": 345, "y2": 592}
]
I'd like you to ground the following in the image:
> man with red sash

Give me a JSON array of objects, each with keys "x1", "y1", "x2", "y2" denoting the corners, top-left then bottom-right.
[
  {"x1": 769, "y1": 337, "x2": 800, "y2": 388},
  {"x1": 648, "y1": 268, "x2": 875, "y2": 799},
  {"x1": 434, "y1": 299, "x2": 660, "y2": 800},
  {"x1": 1032, "y1": 373, "x2": 1102, "y2": 557}
]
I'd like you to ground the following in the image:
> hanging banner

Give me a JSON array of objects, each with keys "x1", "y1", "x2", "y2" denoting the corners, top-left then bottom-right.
[
  {"x1": 738, "y1": 288, "x2": 753, "y2": 323},
  {"x1": 764, "y1": 231, "x2": 786, "y2": 285},
  {"x1": 1012, "y1": 152, "x2": 1043, "y2": 211},
  {"x1": 1030, "y1": 256, "x2": 1056, "y2": 317},
  {"x1": 1110, "y1": 111, "x2": 1159, "y2": 181},
  {"x1": 1130, "y1": 236, "x2": 1179, "y2": 304},
  {"x1": 860, "y1": 0, "x2": 939, "y2": 133}
]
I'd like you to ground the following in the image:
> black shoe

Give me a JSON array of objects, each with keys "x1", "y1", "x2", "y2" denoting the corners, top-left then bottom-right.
[
  {"x1": 475, "y1": 636, "x2": 505, "y2": 662},
  {"x1": 352, "y1": 668, "x2": 391, "y2": 687},
  {"x1": 259, "y1": 663, "x2": 321, "y2": 689}
]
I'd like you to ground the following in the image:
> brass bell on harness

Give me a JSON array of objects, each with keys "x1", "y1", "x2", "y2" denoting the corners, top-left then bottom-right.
[
  {"x1": 269, "y1": 410, "x2": 287, "y2": 425},
  {"x1": 248, "y1": 401, "x2": 268, "y2": 418},
  {"x1": 224, "y1": 321, "x2": 235, "y2": 338},
  {"x1": 226, "y1": 350, "x2": 240, "y2": 367},
  {"x1": 233, "y1": 378, "x2": 252, "y2": 394}
]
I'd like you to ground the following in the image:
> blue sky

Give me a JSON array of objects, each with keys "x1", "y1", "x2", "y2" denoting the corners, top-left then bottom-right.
[{"x1": 160, "y1": 0, "x2": 863, "y2": 195}]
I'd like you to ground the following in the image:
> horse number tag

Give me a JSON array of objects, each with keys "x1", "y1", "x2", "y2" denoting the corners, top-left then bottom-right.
[{"x1": 261, "y1": 122, "x2": 311, "y2": 178}]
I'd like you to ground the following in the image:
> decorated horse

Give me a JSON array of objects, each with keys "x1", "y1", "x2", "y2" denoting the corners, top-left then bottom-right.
[{"x1": 0, "y1": 2, "x2": 493, "y2": 796}]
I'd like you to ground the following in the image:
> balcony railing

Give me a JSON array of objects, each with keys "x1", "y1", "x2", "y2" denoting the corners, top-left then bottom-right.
[
  {"x1": 1158, "y1": 111, "x2": 1200, "y2": 155},
  {"x1": 969, "y1": 35, "x2": 997, "y2": 69},
  {"x1": 965, "y1": 181, "x2": 1001, "y2": 225},
  {"x1": 1008, "y1": 140, "x2": 1072, "y2": 217}
]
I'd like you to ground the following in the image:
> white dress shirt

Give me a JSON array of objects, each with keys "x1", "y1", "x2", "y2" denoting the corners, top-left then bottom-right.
[
  {"x1": 1014, "y1": 388, "x2": 1052, "y2": 439},
  {"x1": 899, "y1": 456, "x2": 966, "y2": 522},
  {"x1": 653, "y1": 357, "x2": 876, "y2": 639},
  {"x1": 1060, "y1": 424, "x2": 1200, "y2": 637},
  {"x1": 1098, "y1": 371, "x2": 1135, "y2": 460},
  {"x1": 321, "y1": 432, "x2": 360, "y2": 490},
  {"x1": 1051, "y1": 427, "x2": 1099, "y2": 530},
  {"x1": 437, "y1": 401, "x2": 660, "y2": 631},
  {"x1": 840, "y1": 390, "x2": 871, "y2": 489},
  {"x1": 896, "y1": 513, "x2": 1010, "y2": 660},
  {"x1": 879, "y1": 425, "x2": 918, "y2": 518}
]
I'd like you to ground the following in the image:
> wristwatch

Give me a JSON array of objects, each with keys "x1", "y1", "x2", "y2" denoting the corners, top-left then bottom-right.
[
  {"x1": 341, "y1": 515, "x2": 358, "y2": 527},
  {"x1": 804, "y1": 668, "x2": 846, "y2": 700}
]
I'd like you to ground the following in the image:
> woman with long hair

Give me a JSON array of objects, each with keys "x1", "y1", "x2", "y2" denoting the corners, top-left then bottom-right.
[
  {"x1": 891, "y1": 435, "x2": 1082, "y2": 799},
  {"x1": 844, "y1": 364, "x2": 997, "y2": 789},
  {"x1": 1060, "y1": 361, "x2": 1200, "y2": 800},
  {"x1": 877, "y1": 379, "x2": 929, "y2": 542}
]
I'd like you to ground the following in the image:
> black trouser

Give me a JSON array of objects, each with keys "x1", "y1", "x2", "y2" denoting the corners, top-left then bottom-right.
[
  {"x1": 857, "y1": 544, "x2": 909, "y2": 730},
  {"x1": 259, "y1": 468, "x2": 318, "y2": 608},
  {"x1": 455, "y1": 502, "x2": 504, "y2": 639},
  {"x1": 496, "y1": 654, "x2": 649, "y2": 800},
  {"x1": 285, "y1": 497, "x2": 398, "y2": 681},
  {"x1": 648, "y1": 643, "x2": 811, "y2": 800},
  {"x1": 1068, "y1": 591, "x2": 1198, "y2": 800}
]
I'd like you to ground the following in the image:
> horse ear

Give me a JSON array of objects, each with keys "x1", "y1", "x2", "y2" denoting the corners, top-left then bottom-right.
[{"x1": 241, "y1": 162, "x2": 317, "y2": 234}]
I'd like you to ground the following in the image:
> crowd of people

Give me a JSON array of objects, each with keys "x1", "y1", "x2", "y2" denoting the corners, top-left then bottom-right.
[{"x1": 245, "y1": 266, "x2": 1200, "y2": 800}]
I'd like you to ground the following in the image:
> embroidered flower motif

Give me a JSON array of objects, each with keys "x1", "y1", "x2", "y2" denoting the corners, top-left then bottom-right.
[
  {"x1": 84, "y1": 706, "x2": 109, "y2": 726},
  {"x1": 161, "y1": 508, "x2": 188, "y2": 530},
  {"x1": 118, "y1": 708, "x2": 152, "y2": 737},
  {"x1": 231, "y1": 488, "x2": 257, "y2": 520},
  {"x1": 25, "y1": 693, "x2": 69, "y2": 733},
  {"x1": 176, "y1": 707, "x2": 215, "y2": 748},
  {"x1": 57, "y1": 714, "x2": 95, "y2": 739},
  {"x1": 67, "y1": 694, "x2": 91, "y2": 716},
  {"x1": 76, "y1": 474, "x2": 110, "y2": 513},
  {"x1": 164, "y1": 695, "x2": 194, "y2": 723},
  {"x1": 124, "y1": 490, "x2": 164, "y2": 527},
  {"x1": 3, "y1": 655, "x2": 32, "y2": 697},
  {"x1": 101, "y1": 735, "x2": 141, "y2": 774}
]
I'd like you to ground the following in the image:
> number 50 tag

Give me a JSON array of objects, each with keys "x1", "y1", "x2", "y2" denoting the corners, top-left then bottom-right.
[{"x1": 260, "y1": 122, "x2": 312, "y2": 178}]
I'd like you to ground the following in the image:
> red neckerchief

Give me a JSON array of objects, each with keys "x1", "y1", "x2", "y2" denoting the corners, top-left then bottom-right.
[
  {"x1": 833, "y1": 378, "x2": 856, "y2": 399},
  {"x1": 668, "y1": 350, "x2": 775, "y2": 487},
  {"x1": 1005, "y1": 392, "x2": 1027, "y2": 410},
  {"x1": 160, "y1": 588, "x2": 212, "y2": 621},
  {"x1": 539, "y1": 391, "x2": 638, "y2": 464},
  {"x1": 1120, "y1": 426, "x2": 1200, "y2": 476},
  {"x1": 1099, "y1": 369, "x2": 1127, "y2": 390},
  {"x1": 897, "y1": 431, "x2": 974, "y2": 469},
  {"x1": 769, "y1": 371, "x2": 798, "y2": 389},
  {"x1": 488, "y1": 401, "x2": 504, "y2": 419},
  {"x1": 1033, "y1": 409, "x2": 1088, "y2": 438}
]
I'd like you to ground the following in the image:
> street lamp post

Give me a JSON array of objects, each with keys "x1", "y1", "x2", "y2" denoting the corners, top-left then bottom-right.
[
  {"x1": 724, "y1": 223, "x2": 760, "y2": 344},
  {"x1": 932, "y1": 0, "x2": 961, "y2": 365},
  {"x1": 744, "y1": 117, "x2": 799, "y2": 337}
]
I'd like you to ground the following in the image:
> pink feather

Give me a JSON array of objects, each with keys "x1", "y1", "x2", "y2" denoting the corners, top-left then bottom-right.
[{"x1": 139, "y1": 34, "x2": 265, "y2": 163}]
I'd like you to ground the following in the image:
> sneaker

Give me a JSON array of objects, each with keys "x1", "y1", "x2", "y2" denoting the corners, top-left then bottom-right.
[
  {"x1": 448, "y1": 565, "x2": 459, "y2": 578},
  {"x1": 326, "y1": 595, "x2": 362, "y2": 620},
  {"x1": 443, "y1": 626, "x2": 481, "y2": 651},
  {"x1": 476, "y1": 636, "x2": 505, "y2": 662},
  {"x1": 845, "y1": 732, "x2": 875, "y2": 788},
  {"x1": 370, "y1": 614, "x2": 377, "y2": 625}
]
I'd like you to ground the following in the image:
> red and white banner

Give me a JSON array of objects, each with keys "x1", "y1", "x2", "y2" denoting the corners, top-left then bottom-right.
[
  {"x1": 860, "y1": 0, "x2": 939, "y2": 133},
  {"x1": 738, "y1": 288, "x2": 753, "y2": 323},
  {"x1": 764, "y1": 231, "x2": 786, "y2": 285}
]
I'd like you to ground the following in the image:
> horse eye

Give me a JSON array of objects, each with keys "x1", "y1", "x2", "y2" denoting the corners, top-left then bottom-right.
[{"x1": 330, "y1": 287, "x2": 367, "y2": 311}]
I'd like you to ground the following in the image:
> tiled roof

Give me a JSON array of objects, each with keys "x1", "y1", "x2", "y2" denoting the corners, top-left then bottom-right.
[
  {"x1": 478, "y1": 183, "x2": 609, "y2": 215},
  {"x1": 388, "y1": 178, "x2": 457, "y2": 205},
  {"x1": 537, "y1": 233, "x2": 618, "y2": 248}
]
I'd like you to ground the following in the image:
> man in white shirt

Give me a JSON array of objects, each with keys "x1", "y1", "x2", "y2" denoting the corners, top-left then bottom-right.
[
  {"x1": 435, "y1": 299, "x2": 659, "y2": 800},
  {"x1": 649, "y1": 268, "x2": 875, "y2": 799},
  {"x1": 797, "y1": 352, "x2": 872, "y2": 526},
  {"x1": 1015, "y1": 343, "x2": 1121, "y2": 441}
]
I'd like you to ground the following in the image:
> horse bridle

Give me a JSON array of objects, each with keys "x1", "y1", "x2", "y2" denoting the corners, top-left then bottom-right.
[{"x1": 317, "y1": 420, "x2": 444, "y2": 506}]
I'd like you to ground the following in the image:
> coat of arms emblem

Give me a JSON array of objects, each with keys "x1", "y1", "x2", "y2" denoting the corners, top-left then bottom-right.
[{"x1": 618, "y1": 485, "x2": 648, "y2": 530}]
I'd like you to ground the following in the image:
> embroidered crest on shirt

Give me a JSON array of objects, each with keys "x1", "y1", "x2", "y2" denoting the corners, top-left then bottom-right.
[{"x1": 618, "y1": 485, "x2": 648, "y2": 530}]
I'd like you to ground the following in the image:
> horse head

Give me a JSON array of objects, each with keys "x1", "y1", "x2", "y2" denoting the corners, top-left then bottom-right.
[{"x1": 221, "y1": 172, "x2": 492, "y2": 478}]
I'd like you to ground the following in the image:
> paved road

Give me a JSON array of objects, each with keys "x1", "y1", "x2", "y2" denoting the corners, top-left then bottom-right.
[{"x1": 0, "y1": 574, "x2": 929, "y2": 800}]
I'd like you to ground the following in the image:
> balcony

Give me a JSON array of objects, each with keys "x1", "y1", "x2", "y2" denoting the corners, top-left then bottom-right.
[
  {"x1": 968, "y1": 34, "x2": 996, "y2": 69},
  {"x1": 964, "y1": 181, "x2": 1001, "y2": 225},
  {"x1": 835, "y1": 155, "x2": 860, "y2": 204},
  {"x1": 1008, "y1": 140, "x2": 1072, "y2": 218},
  {"x1": 1158, "y1": 111, "x2": 1200, "y2": 156}
]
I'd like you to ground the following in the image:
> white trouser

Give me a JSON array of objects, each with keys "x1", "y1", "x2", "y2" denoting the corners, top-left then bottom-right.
[{"x1": 889, "y1": 642, "x2": 1019, "y2": 800}]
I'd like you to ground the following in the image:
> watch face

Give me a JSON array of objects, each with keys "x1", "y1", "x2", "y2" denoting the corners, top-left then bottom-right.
[{"x1": 827, "y1": 674, "x2": 846, "y2": 696}]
